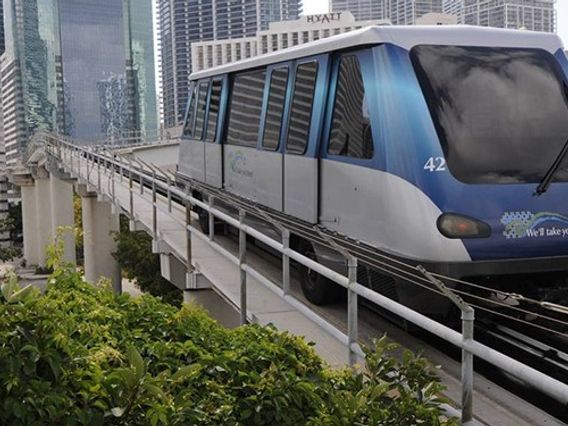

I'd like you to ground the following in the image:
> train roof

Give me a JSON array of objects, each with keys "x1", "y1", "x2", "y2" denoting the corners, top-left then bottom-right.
[{"x1": 190, "y1": 25, "x2": 565, "y2": 80}]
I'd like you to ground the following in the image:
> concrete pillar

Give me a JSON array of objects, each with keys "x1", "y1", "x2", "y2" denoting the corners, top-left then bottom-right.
[
  {"x1": 34, "y1": 177, "x2": 53, "y2": 268},
  {"x1": 81, "y1": 194, "x2": 121, "y2": 292},
  {"x1": 49, "y1": 174, "x2": 76, "y2": 264},
  {"x1": 20, "y1": 183, "x2": 40, "y2": 266}
]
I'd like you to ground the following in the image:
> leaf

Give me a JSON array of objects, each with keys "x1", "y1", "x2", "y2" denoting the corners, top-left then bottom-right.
[
  {"x1": 172, "y1": 364, "x2": 201, "y2": 381},
  {"x1": 127, "y1": 345, "x2": 145, "y2": 380},
  {"x1": 110, "y1": 407, "x2": 126, "y2": 417},
  {"x1": 7, "y1": 285, "x2": 35, "y2": 303}
]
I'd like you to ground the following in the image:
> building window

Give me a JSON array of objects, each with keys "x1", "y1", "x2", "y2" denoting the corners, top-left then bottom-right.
[
  {"x1": 282, "y1": 33, "x2": 288, "y2": 49},
  {"x1": 271, "y1": 34, "x2": 278, "y2": 51},
  {"x1": 312, "y1": 30, "x2": 319, "y2": 41},
  {"x1": 302, "y1": 31, "x2": 309, "y2": 43},
  {"x1": 227, "y1": 70, "x2": 266, "y2": 147},
  {"x1": 262, "y1": 67, "x2": 289, "y2": 150},
  {"x1": 286, "y1": 61, "x2": 318, "y2": 154},
  {"x1": 261, "y1": 35, "x2": 268, "y2": 54},
  {"x1": 329, "y1": 55, "x2": 374, "y2": 159},
  {"x1": 292, "y1": 33, "x2": 299, "y2": 46},
  {"x1": 323, "y1": 29, "x2": 330, "y2": 38},
  {"x1": 205, "y1": 79, "x2": 223, "y2": 142}
]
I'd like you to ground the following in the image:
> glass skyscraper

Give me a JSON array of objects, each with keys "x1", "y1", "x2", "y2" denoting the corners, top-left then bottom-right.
[
  {"x1": 158, "y1": 0, "x2": 302, "y2": 128},
  {"x1": 1, "y1": 0, "x2": 157, "y2": 162}
]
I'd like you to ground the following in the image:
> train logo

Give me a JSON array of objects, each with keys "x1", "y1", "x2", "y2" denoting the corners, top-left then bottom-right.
[
  {"x1": 501, "y1": 211, "x2": 568, "y2": 239},
  {"x1": 228, "y1": 150, "x2": 253, "y2": 177}
]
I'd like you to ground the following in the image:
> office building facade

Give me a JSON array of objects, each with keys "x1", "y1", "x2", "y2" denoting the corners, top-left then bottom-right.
[
  {"x1": 443, "y1": 0, "x2": 556, "y2": 32},
  {"x1": 191, "y1": 12, "x2": 390, "y2": 72},
  {"x1": 1, "y1": 0, "x2": 157, "y2": 164},
  {"x1": 330, "y1": 0, "x2": 443, "y2": 24},
  {"x1": 158, "y1": 0, "x2": 302, "y2": 128}
]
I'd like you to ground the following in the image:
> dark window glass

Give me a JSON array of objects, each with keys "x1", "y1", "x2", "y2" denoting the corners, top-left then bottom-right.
[
  {"x1": 262, "y1": 67, "x2": 289, "y2": 150},
  {"x1": 194, "y1": 81, "x2": 209, "y2": 140},
  {"x1": 227, "y1": 70, "x2": 266, "y2": 147},
  {"x1": 411, "y1": 45, "x2": 568, "y2": 184},
  {"x1": 329, "y1": 55, "x2": 374, "y2": 159},
  {"x1": 286, "y1": 61, "x2": 318, "y2": 154},
  {"x1": 183, "y1": 85, "x2": 197, "y2": 137},
  {"x1": 205, "y1": 79, "x2": 223, "y2": 142}
]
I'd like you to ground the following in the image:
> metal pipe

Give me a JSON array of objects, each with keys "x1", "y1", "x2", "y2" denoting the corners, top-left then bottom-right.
[
  {"x1": 282, "y1": 229, "x2": 290, "y2": 295},
  {"x1": 128, "y1": 158, "x2": 134, "y2": 219},
  {"x1": 239, "y1": 210, "x2": 247, "y2": 325}
]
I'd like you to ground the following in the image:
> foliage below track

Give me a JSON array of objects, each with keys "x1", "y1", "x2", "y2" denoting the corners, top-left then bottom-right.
[{"x1": 0, "y1": 260, "x2": 455, "y2": 425}]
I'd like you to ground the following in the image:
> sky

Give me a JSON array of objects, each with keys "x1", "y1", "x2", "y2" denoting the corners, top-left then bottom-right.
[{"x1": 303, "y1": 0, "x2": 568, "y2": 47}]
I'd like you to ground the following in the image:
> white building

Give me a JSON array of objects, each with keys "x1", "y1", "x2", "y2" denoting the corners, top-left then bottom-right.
[
  {"x1": 443, "y1": 0, "x2": 556, "y2": 32},
  {"x1": 191, "y1": 12, "x2": 390, "y2": 72}
]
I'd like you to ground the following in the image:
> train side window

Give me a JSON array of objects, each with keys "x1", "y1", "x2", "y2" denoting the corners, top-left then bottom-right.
[
  {"x1": 328, "y1": 55, "x2": 374, "y2": 159},
  {"x1": 205, "y1": 79, "x2": 223, "y2": 142},
  {"x1": 183, "y1": 85, "x2": 197, "y2": 137},
  {"x1": 262, "y1": 67, "x2": 289, "y2": 150},
  {"x1": 286, "y1": 61, "x2": 318, "y2": 155},
  {"x1": 227, "y1": 70, "x2": 266, "y2": 147},
  {"x1": 194, "y1": 81, "x2": 209, "y2": 140}
]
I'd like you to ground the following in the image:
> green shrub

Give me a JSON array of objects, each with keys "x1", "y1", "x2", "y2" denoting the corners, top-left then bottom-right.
[
  {"x1": 0, "y1": 254, "x2": 456, "y2": 425},
  {"x1": 112, "y1": 216, "x2": 182, "y2": 305}
]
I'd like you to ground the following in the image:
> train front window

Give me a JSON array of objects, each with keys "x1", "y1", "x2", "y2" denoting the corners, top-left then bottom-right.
[{"x1": 411, "y1": 45, "x2": 568, "y2": 184}]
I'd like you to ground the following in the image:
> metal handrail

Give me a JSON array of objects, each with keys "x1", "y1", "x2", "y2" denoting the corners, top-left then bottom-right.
[{"x1": 42, "y1": 133, "x2": 568, "y2": 423}]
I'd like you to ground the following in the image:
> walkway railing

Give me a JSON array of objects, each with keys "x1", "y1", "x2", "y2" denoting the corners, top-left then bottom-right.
[{"x1": 39, "y1": 132, "x2": 568, "y2": 425}]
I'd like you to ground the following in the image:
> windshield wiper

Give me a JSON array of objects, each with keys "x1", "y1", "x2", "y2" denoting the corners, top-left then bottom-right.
[{"x1": 534, "y1": 137, "x2": 568, "y2": 196}]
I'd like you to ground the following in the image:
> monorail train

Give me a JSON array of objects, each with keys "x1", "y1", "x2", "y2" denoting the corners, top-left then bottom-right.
[{"x1": 177, "y1": 25, "x2": 568, "y2": 312}]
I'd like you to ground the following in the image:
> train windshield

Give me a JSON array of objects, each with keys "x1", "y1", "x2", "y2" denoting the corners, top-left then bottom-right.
[{"x1": 411, "y1": 45, "x2": 568, "y2": 184}]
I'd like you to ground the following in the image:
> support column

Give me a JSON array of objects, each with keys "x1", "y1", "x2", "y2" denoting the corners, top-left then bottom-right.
[
  {"x1": 81, "y1": 194, "x2": 121, "y2": 292},
  {"x1": 34, "y1": 177, "x2": 53, "y2": 268},
  {"x1": 20, "y1": 183, "x2": 40, "y2": 266},
  {"x1": 49, "y1": 174, "x2": 76, "y2": 264}
]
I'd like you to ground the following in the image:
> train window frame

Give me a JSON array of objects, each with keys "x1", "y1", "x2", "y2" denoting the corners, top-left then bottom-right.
[
  {"x1": 204, "y1": 78, "x2": 223, "y2": 143},
  {"x1": 286, "y1": 60, "x2": 319, "y2": 155},
  {"x1": 226, "y1": 69, "x2": 267, "y2": 148},
  {"x1": 262, "y1": 66, "x2": 289, "y2": 151},
  {"x1": 194, "y1": 80, "x2": 210, "y2": 141},
  {"x1": 328, "y1": 54, "x2": 375, "y2": 160},
  {"x1": 183, "y1": 84, "x2": 198, "y2": 138}
]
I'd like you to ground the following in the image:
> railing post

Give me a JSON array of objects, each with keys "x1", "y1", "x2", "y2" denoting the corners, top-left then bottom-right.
[
  {"x1": 239, "y1": 209, "x2": 247, "y2": 325},
  {"x1": 97, "y1": 149, "x2": 102, "y2": 192},
  {"x1": 417, "y1": 266, "x2": 475, "y2": 426},
  {"x1": 185, "y1": 184, "x2": 193, "y2": 275},
  {"x1": 208, "y1": 196, "x2": 215, "y2": 241},
  {"x1": 166, "y1": 175, "x2": 172, "y2": 213},
  {"x1": 462, "y1": 308, "x2": 475, "y2": 426},
  {"x1": 129, "y1": 159, "x2": 134, "y2": 220},
  {"x1": 347, "y1": 256, "x2": 358, "y2": 366},
  {"x1": 282, "y1": 229, "x2": 290, "y2": 296},
  {"x1": 152, "y1": 169, "x2": 157, "y2": 238}
]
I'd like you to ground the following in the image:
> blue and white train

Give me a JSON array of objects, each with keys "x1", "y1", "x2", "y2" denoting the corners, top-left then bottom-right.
[{"x1": 178, "y1": 25, "x2": 568, "y2": 310}]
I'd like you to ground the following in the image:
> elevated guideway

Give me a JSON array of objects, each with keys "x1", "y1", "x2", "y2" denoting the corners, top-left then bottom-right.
[{"x1": 11, "y1": 133, "x2": 568, "y2": 426}]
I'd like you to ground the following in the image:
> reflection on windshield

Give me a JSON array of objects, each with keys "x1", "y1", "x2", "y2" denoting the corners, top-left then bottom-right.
[{"x1": 411, "y1": 45, "x2": 568, "y2": 184}]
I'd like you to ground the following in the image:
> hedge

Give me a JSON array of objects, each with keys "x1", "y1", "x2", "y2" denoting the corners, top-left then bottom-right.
[{"x1": 0, "y1": 246, "x2": 456, "y2": 425}]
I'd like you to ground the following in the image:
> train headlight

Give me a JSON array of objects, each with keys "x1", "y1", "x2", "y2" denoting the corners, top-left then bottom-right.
[{"x1": 437, "y1": 213, "x2": 491, "y2": 239}]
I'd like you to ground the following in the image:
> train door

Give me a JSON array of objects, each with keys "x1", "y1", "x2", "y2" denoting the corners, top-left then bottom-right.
[
  {"x1": 253, "y1": 65, "x2": 291, "y2": 211},
  {"x1": 319, "y1": 51, "x2": 380, "y2": 240},
  {"x1": 283, "y1": 55, "x2": 329, "y2": 223},
  {"x1": 203, "y1": 77, "x2": 225, "y2": 188},
  {"x1": 180, "y1": 80, "x2": 208, "y2": 182}
]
